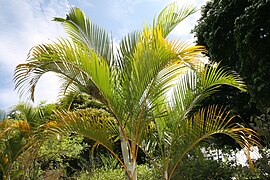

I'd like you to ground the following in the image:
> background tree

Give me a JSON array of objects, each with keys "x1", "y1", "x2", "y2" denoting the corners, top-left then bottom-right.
[
  {"x1": 193, "y1": 1, "x2": 270, "y2": 177},
  {"x1": 193, "y1": 0, "x2": 270, "y2": 115}
]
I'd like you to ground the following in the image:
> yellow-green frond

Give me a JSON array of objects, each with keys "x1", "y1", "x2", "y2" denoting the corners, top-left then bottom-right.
[
  {"x1": 54, "y1": 7, "x2": 113, "y2": 63},
  {"x1": 153, "y1": 2, "x2": 197, "y2": 37},
  {"x1": 46, "y1": 108, "x2": 118, "y2": 151},
  {"x1": 167, "y1": 105, "x2": 260, "y2": 179}
]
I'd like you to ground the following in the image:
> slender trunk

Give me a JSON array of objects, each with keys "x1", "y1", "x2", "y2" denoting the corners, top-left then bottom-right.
[
  {"x1": 164, "y1": 170, "x2": 168, "y2": 180},
  {"x1": 131, "y1": 159, "x2": 137, "y2": 180},
  {"x1": 119, "y1": 127, "x2": 137, "y2": 180}
]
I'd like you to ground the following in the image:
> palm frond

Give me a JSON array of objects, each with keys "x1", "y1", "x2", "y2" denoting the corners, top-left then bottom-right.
[
  {"x1": 37, "y1": 108, "x2": 132, "y2": 174},
  {"x1": 14, "y1": 38, "x2": 114, "y2": 104},
  {"x1": 116, "y1": 31, "x2": 140, "y2": 69},
  {"x1": 167, "y1": 105, "x2": 260, "y2": 179},
  {"x1": 45, "y1": 109, "x2": 118, "y2": 149},
  {"x1": 199, "y1": 63, "x2": 246, "y2": 92},
  {"x1": 170, "y1": 62, "x2": 247, "y2": 120},
  {"x1": 58, "y1": 76, "x2": 81, "y2": 97},
  {"x1": 10, "y1": 103, "x2": 39, "y2": 125},
  {"x1": 153, "y1": 2, "x2": 196, "y2": 37},
  {"x1": 54, "y1": 8, "x2": 113, "y2": 64},
  {"x1": 0, "y1": 119, "x2": 32, "y2": 174}
]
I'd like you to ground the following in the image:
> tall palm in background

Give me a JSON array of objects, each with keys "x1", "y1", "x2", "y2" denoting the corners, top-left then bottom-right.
[{"x1": 14, "y1": 3, "x2": 260, "y2": 180}]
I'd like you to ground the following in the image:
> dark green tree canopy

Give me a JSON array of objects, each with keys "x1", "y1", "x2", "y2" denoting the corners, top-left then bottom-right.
[{"x1": 193, "y1": 0, "x2": 270, "y2": 112}]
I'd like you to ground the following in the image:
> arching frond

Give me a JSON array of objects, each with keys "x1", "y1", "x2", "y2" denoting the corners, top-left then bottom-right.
[
  {"x1": 167, "y1": 105, "x2": 260, "y2": 179},
  {"x1": 54, "y1": 8, "x2": 113, "y2": 64},
  {"x1": 153, "y1": 2, "x2": 197, "y2": 37},
  {"x1": 14, "y1": 38, "x2": 114, "y2": 104},
  {"x1": 40, "y1": 108, "x2": 129, "y2": 172},
  {"x1": 58, "y1": 76, "x2": 81, "y2": 97},
  {"x1": 170, "y1": 62, "x2": 247, "y2": 120},
  {"x1": 117, "y1": 31, "x2": 141, "y2": 68},
  {"x1": 198, "y1": 63, "x2": 246, "y2": 92},
  {"x1": 46, "y1": 109, "x2": 118, "y2": 150}
]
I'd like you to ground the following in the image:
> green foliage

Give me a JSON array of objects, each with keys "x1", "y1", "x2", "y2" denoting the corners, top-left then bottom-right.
[
  {"x1": 172, "y1": 157, "x2": 234, "y2": 180},
  {"x1": 77, "y1": 168, "x2": 125, "y2": 180},
  {"x1": 252, "y1": 148, "x2": 270, "y2": 179},
  {"x1": 232, "y1": 164, "x2": 268, "y2": 180},
  {"x1": 38, "y1": 101, "x2": 56, "y2": 121},
  {"x1": 49, "y1": 108, "x2": 118, "y2": 153},
  {"x1": 76, "y1": 164, "x2": 157, "y2": 180},
  {"x1": 38, "y1": 135, "x2": 88, "y2": 162},
  {"x1": 0, "y1": 102, "x2": 56, "y2": 179},
  {"x1": 249, "y1": 111, "x2": 270, "y2": 147},
  {"x1": 0, "y1": 119, "x2": 31, "y2": 179},
  {"x1": 234, "y1": 0, "x2": 270, "y2": 110},
  {"x1": 29, "y1": 135, "x2": 88, "y2": 179},
  {"x1": 7, "y1": 102, "x2": 56, "y2": 129},
  {"x1": 98, "y1": 153, "x2": 119, "y2": 170},
  {"x1": 58, "y1": 92, "x2": 106, "y2": 111},
  {"x1": 0, "y1": 102, "x2": 264, "y2": 179},
  {"x1": 193, "y1": 0, "x2": 270, "y2": 113}
]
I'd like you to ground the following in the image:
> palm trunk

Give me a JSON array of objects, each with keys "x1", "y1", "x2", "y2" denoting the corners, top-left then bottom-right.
[
  {"x1": 119, "y1": 127, "x2": 137, "y2": 180},
  {"x1": 164, "y1": 170, "x2": 168, "y2": 180},
  {"x1": 130, "y1": 159, "x2": 137, "y2": 180}
]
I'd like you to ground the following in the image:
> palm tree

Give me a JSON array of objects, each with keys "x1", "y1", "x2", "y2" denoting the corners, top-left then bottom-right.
[
  {"x1": 0, "y1": 118, "x2": 31, "y2": 180},
  {"x1": 0, "y1": 102, "x2": 57, "y2": 179},
  {"x1": 0, "y1": 103, "x2": 47, "y2": 179},
  {"x1": 14, "y1": 3, "x2": 260, "y2": 179}
]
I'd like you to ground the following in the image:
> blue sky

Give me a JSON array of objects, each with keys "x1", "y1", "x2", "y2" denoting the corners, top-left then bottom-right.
[{"x1": 0, "y1": 0, "x2": 207, "y2": 111}]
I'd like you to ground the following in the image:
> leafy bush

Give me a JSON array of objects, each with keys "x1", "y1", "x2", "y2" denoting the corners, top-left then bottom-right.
[
  {"x1": 172, "y1": 155, "x2": 235, "y2": 180},
  {"x1": 76, "y1": 164, "x2": 157, "y2": 180},
  {"x1": 25, "y1": 134, "x2": 89, "y2": 179}
]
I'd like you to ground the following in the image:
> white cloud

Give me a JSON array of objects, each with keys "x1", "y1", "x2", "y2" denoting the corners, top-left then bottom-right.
[
  {"x1": 33, "y1": 72, "x2": 61, "y2": 105},
  {"x1": 168, "y1": 0, "x2": 208, "y2": 40},
  {"x1": 0, "y1": 0, "x2": 69, "y2": 109},
  {"x1": 108, "y1": 0, "x2": 141, "y2": 21}
]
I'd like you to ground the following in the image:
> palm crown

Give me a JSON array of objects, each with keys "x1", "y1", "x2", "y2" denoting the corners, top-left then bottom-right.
[{"x1": 14, "y1": 3, "x2": 260, "y2": 180}]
